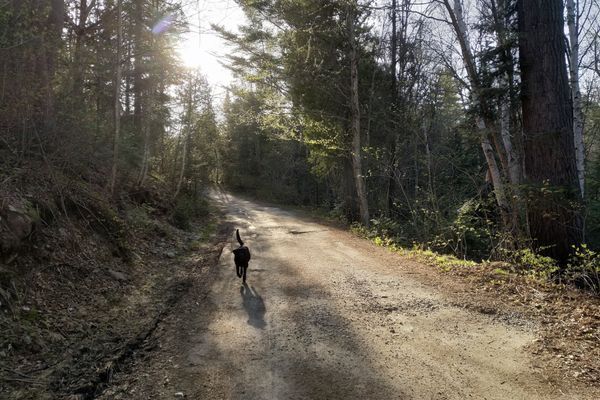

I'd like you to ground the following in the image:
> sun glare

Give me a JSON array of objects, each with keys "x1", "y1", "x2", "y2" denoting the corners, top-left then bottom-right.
[
  {"x1": 178, "y1": 40, "x2": 204, "y2": 68},
  {"x1": 177, "y1": 33, "x2": 235, "y2": 93},
  {"x1": 175, "y1": 3, "x2": 247, "y2": 92}
]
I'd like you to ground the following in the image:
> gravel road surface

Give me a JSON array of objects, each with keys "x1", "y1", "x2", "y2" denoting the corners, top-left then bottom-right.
[{"x1": 100, "y1": 192, "x2": 591, "y2": 400}]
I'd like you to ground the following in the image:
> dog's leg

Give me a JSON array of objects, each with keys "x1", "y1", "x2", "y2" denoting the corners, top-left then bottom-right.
[{"x1": 242, "y1": 264, "x2": 247, "y2": 283}]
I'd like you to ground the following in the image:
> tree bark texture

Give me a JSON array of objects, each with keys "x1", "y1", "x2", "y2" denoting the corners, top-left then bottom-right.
[{"x1": 518, "y1": 0, "x2": 583, "y2": 261}]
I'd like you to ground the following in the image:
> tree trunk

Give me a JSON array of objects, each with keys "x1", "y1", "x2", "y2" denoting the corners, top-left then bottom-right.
[
  {"x1": 137, "y1": 121, "x2": 151, "y2": 187},
  {"x1": 386, "y1": 0, "x2": 398, "y2": 216},
  {"x1": 423, "y1": 115, "x2": 438, "y2": 219},
  {"x1": 498, "y1": 79, "x2": 523, "y2": 232},
  {"x1": 390, "y1": 0, "x2": 397, "y2": 97},
  {"x1": 492, "y1": 0, "x2": 524, "y2": 231},
  {"x1": 566, "y1": 0, "x2": 585, "y2": 198},
  {"x1": 518, "y1": 0, "x2": 583, "y2": 261},
  {"x1": 479, "y1": 118, "x2": 512, "y2": 229},
  {"x1": 110, "y1": 0, "x2": 123, "y2": 196},
  {"x1": 499, "y1": 83, "x2": 520, "y2": 187},
  {"x1": 71, "y1": 0, "x2": 91, "y2": 99},
  {"x1": 443, "y1": 0, "x2": 513, "y2": 230},
  {"x1": 133, "y1": 0, "x2": 144, "y2": 141},
  {"x1": 40, "y1": 0, "x2": 64, "y2": 135},
  {"x1": 137, "y1": 87, "x2": 152, "y2": 187},
  {"x1": 125, "y1": 42, "x2": 131, "y2": 114},
  {"x1": 347, "y1": 8, "x2": 370, "y2": 227},
  {"x1": 174, "y1": 129, "x2": 189, "y2": 199}
]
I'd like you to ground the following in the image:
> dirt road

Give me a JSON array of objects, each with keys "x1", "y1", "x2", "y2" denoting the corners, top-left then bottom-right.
[{"x1": 101, "y1": 192, "x2": 593, "y2": 400}]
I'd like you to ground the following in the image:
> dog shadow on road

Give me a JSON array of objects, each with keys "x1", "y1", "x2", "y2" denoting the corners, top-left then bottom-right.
[{"x1": 240, "y1": 283, "x2": 266, "y2": 329}]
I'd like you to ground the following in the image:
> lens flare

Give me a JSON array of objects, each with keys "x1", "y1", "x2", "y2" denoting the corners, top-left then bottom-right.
[{"x1": 152, "y1": 14, "x2": 174, "y2": 35}]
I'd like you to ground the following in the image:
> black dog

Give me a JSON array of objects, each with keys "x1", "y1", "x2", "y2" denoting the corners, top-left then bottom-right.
[{"x1": 232, "y1": 229, "x2": 251, "y2": 283}]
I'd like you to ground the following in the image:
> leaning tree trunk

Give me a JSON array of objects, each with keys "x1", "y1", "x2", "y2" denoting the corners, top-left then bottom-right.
[
  {"x1": 518, "y1": 0, "x2": 583, "y2": 261},
  {"x1": 347, "y1": 8, "x2": 370, "y2": 227},
  {"x1": 443, "y1": 0, "x2": 514, "y2": 231}
]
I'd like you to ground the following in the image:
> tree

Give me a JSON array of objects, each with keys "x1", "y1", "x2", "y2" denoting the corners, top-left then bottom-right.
[
  {"x1": 347, "y1": 2, "x2": 370, "y2": 226},
  {"x1": 110, "y1": 0, "x2": 123, "y2": 196},
  {"x1": 441, "y1": 0, "x2": 514, "y2": 233},
  {"x1": 213, "y1": 0, "x2": 600, "y2": 261},
  {"x1": 518, "y1": 0, "x2": 583, "y2": 261},
  {"x1": 174, "y1": 71, "x2": 219, "y2": 199},
  {"x1": 219, "y1": 0, "x2": 373, "y2": 223},
  {"x1": 0, "y1": 0, "x2": 64, "y2": 150},
  {"x1": 566, "y1": 0, "x2": 586, "y2": 198}
]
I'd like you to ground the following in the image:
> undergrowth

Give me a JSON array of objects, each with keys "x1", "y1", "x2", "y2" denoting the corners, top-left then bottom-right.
[
  {"x1": 567, "y1": 245, "x2": 600, "y2": 293},
  {"x1": 171, "y1": 194, "x2": 210, "y2": 230},
  {"x1": 352, "y1": 221, "x2": 600, "y2": 295},
  {"x1": 350, "y1": 222, "x2": 477, "y2": 272}
]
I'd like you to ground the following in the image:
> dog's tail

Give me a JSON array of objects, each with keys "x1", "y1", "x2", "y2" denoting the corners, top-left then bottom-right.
[{"x1": 236, "y1": 229, "x2": 244, "y2": 246}]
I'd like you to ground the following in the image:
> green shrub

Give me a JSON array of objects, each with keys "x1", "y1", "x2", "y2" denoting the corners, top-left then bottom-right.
[
  {"x1": 430, "y1": 198, "x2": 495, "y2": 260},
  {"x1": 502, "y1": 248, "x2": 559, "y2": 279},
  {"x1": 567, "y1": 245, "x2": 600, "y2": 293},
  {"x1": 350, "y1": 217, "x2": 403, "y2": 243},
  {"x1": 369, "y1": 217, "x2": 402, "y2": 240}
]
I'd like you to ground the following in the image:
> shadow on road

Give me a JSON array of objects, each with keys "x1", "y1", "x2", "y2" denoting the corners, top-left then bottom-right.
[
  {"x1": 207, "y1": 191, "x2": 406, "y2": 398},
  {"x1": 240, "y1": 282, "x2": 266, "y2": 329}
]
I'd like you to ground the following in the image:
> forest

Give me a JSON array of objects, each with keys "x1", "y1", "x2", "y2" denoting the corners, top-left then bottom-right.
[
  {"x1": 4, "y1": 0, "x2": 599, "y2": 276},
  {"x1": 219, "y1": 0, "x2": 600, "y2": 274},
  {"x1": 1, "y1": 0, "x2": 600, "y2": 398}
]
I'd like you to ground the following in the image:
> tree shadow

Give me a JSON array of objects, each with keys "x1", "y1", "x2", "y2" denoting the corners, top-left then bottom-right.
[{"x1": 240, "y1": 282, "x2": 266, "y2": 329}]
